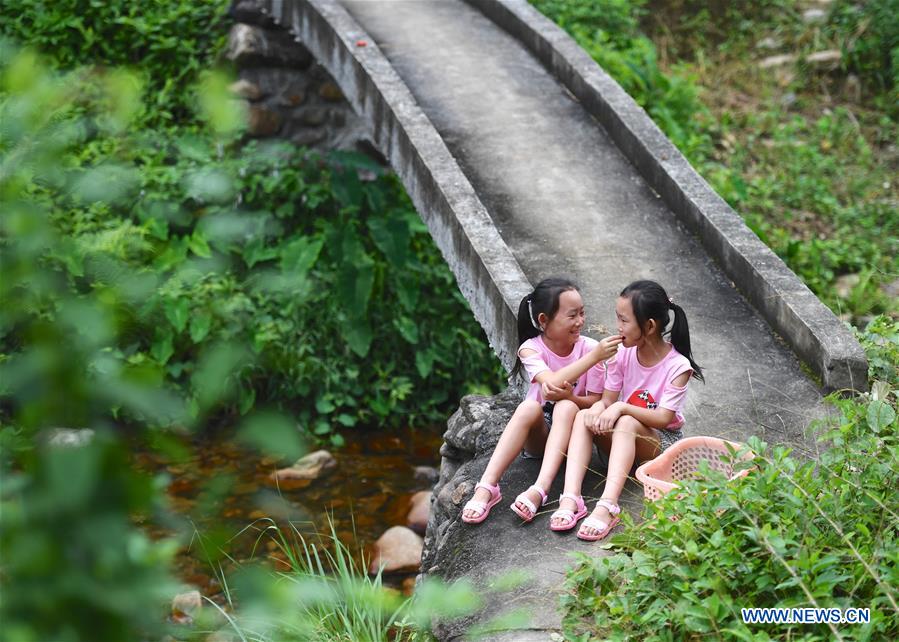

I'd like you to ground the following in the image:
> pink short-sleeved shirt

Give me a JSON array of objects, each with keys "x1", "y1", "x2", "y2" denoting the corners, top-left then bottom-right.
[
  {"x1": 519, "y1": 335, "x2": 606, "y2": 405},
  {"x1": 604, "y1": 344, "x2": 692, "y2": 429}
]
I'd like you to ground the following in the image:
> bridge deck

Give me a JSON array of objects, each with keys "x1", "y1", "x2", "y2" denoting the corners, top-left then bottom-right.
[{"x1": 333, "y1": 1, "x2": 830, "y2": 639}]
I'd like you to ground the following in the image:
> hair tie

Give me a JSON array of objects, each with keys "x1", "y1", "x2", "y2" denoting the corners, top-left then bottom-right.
[
  {"x1": 527, "y1": 299, "x2": 540, "y2": 330},
  {"x1": 668, "y1": 297, "x2": 676, "y2": 309}
]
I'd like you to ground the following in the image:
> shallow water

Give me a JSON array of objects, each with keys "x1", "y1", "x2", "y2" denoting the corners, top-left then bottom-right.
[{"x1": 134, "y1": 426, "x2": 443, "y2": 598}]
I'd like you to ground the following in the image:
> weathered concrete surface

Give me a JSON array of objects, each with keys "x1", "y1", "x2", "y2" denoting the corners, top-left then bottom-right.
[
  {"x1": 252, "y1": 0, "x2": 852, "y2": 639},
  {"x1": 466, "y1": 0, "x2": 867, "y2": 393}
]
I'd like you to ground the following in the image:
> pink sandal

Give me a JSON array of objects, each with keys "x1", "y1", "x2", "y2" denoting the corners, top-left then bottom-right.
[
  {"x1": 577, "y1": 499, "x2": 621, "y2": 541},
  {"x1": 549, "y1": 493, "x2": 588, "y2": 531},
  {"x1": 461, "y1": 481, "x2": 502, "y2": 524},
  {"x1": 510, "y1": 484, "x2": 547, "y2": 522}
]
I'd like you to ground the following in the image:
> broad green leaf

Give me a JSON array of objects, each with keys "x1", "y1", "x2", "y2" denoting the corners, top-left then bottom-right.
[
  {"x1": 189, "y1": 311, "x2": 212, "y2": 343},
  {"x1": 335, "y1": 246, "x2": 374, "y2": 319},
  {"x1": 315, "y1": 398, "x2": 335, "y2": 414},
  {"x1": 188, "y1": 232, "x2": 212, "y2": 258},
  {"x1": 342, "y1": 320, "x2": 373, "y2": 357},
  {"x1": 394, "y1": 316, "x2": 419, "y2": 344},
  {"x1": 866, "y1": 399, "x2": 896, "y2": 433},
  {"x1": 151, "y1": 329, "x2": 175, "y2": 365},
  {"x1": 242, "y1": 239, "x2": 279, "y2": 268},
  {"x1": 330, "y1": 166, "x2": 363, "y2": 208},
  {"x1": 368, "y1": 216, "x2": 409, "y2": 266},
  {"x1": 280, "y1": 237, "x2": 323, "y2": 277},
  {"x1": 415, "y1": 350, "x2": 434, "y2": 378},
  {"x1": 164, "y1": 298, "x2": 190, "y2": 332}
]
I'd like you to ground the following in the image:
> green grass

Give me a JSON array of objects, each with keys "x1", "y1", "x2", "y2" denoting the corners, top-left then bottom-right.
[
  {"x1": 532, "y1": 0, "x2": 898, "y2": 323},
  {"x1": 182, "y1": 518, "x2": 482, "y2": 642}
]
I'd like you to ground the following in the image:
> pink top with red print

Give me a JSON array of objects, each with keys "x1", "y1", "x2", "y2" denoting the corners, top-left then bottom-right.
[
  {"x1": 604, "y1": 344, "x2": 692, "y2": 429},
  {"x1": 518, "y1": 335, "x2": 607, "y2": 405}
]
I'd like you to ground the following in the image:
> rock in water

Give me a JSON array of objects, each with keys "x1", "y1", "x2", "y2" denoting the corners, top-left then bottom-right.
[
  {"x1": 271, "y1": 450, "x2": 337, "y2": 481},
  {"x1": 413, "y1": 465, "x2": 439, "y2": 485},
  {"x1": 171, "y1": 590, "x2": 202, "y2": 625},
  {"x1": 406, "y1": 490, "x2": 432, "y2": 534},
  {"x1": 369, "y1": 526, "x2": 423, "y2": 574}
]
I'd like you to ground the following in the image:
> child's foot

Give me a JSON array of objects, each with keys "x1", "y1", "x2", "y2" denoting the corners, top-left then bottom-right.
[
  {"x1": 511, "y1": 484, "x2": 547, "y2": 522},
  {"x1": 461, "y1": 481, "x2": 502, "y2": 524},
  {"x1": 577, "y1": 498, "x2": 621, "y2": 541},
  {"x1": 549, "y1": 493, "x2": 587, "y2": 531}
]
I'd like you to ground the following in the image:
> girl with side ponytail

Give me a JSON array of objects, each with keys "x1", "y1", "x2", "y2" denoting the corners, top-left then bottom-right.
[
  {"x1": 460, "y1": 277, "x2": 623, "y2": 525},
  {"x1": 548, "y1": 280, "x2": 704, "y2": 541}
]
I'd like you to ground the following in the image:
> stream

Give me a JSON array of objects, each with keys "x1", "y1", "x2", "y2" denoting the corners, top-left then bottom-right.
[{"x1": 135, "y1": 425, "x2": 444, "y2": 599}]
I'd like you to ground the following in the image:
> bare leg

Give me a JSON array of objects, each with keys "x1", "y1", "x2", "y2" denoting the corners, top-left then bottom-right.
[
  {"x1": 462, "y1": 400, "x2": 544, "y2": 520},
  {"x1": 514, "y1": 399, "x2": 579, "y2": 518},
  {"x1": 578, "y1": 416, "x2": 660, "y2": 537},
  {"x1": 549, "y1": 409, "x2": 595, "y2": 528}
]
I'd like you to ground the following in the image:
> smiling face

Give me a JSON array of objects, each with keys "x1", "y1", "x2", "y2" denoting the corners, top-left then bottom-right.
[
  {"x1": 541, "y1": 289, "x2": 585, "y2": 347},
  {"x1": 616, "y1": 295, "x2": 644, "y2": 348}
]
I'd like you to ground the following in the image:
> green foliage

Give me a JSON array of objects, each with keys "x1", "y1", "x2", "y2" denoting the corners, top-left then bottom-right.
[
  {"x1": 183, "y1": 519, "x2": 482, "y2": 641},
  {"x1": 1, "y1": 21, "x2": 499, "y2": 641},
  {"x1": 827, "y1": 0, "x2": 899, "y2": 96},
  {"x1": 0, "y1": 0, "x2": 232, "y2": 124},
  {"x1": 857, "y1": 315, "x2": 899, "y2": 385},
  {"x1": 531, "y1": 0, "x2": 714, "y2": 161},
  {"x1": 0, "y1": 435, "x2": 181, "y2": 642},
  {"x1": 561, "y1": 322, "x2": 899, "y2": 641},
  {"x1": 532, "y1": 0, "x2": 898, "y2": 322},
  {"x1": 0, "y1": 48, "x2": 504, "y2": 441},
  {"x1": 562, "y1": 407, "x2": 898, "y2": 640}
]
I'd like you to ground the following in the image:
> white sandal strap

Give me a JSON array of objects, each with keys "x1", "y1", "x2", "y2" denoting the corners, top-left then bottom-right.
[
  {"x1": 463, "y1": 500, "x2": 487, "y2": 515},
  {"x1": 596, "y1": 499, "x2": 621, "y2": 515},
  {"x1": 550, "y1": 509, "x2": 575, "y2": 520},
  {"x1": 581, "y1": 516, "x2": 610, "y2": 532},
  {"x1": 517, "y1": 496, "x2": 538, "y2": 514}
]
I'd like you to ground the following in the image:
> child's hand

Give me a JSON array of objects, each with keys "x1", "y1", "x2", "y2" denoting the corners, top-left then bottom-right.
[
  {"x1": 596, "y1": 335, "x2": 624, "y2": 361},
  {"x1": 597, "y1": 402, "x2": 623, "y2": 433},
  {"x1": 582, "y1": 401, "x2": 606, "y2": 433},
  {"x1": 542, "y1": 380, "x2": 572, "y2": 402}
]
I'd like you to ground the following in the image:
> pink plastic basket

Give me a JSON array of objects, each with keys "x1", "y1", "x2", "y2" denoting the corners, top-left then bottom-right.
[{"x1": 635, "y1": 436, "x2": 755, "y2": 502}]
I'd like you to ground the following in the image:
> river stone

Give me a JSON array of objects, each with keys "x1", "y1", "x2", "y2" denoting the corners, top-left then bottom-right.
[
  {"x1": 171, "y1": 590, "x2": 202, "y2": 625},
  {"x1": 45, "y1": 428, "x2": 95, "y2": 448},
  {"x1": 406, "y1": 490, "x2": 432, "y2": 534},
  {"x1": 247, "y1": 105, "x2": 282, "y2": 137},
  {"x1": 759, "y1": 53, "x2": 797, "y2": 68},
  {"x1": 369, "y1": 526, "x2": 423, "y2": 574},
  {"x1": 806, "y1": 50, "x2": 841, "y2": 68},
  {"x1": 229, "y1": 79, "x2": 263, "y2": 101},
  {"x1": 271, "y1": 449, "x2": 336, "y2": 481},
  {"x1": 413, "y1": 465, "x2": 439, "y2": 485},
  {"x1": 226, "y1": 23, "x2": 313, "y2": 68}
]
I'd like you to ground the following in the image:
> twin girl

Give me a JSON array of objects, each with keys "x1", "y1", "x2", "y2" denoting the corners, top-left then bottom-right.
[{"x1": 461, "y1": 278, "x2": 703, "y2": 541}]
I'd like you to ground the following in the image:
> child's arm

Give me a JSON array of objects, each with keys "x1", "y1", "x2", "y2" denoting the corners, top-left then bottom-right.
[
  {"x1": 542, "y1": 383, "x2": 601, "y2": 409},
  {"x1": 596, "y1": 372, "x2": 691, "y2": 431},
  {"x1": 524, "y1": 335, "x2": 622, "y2": 389}
]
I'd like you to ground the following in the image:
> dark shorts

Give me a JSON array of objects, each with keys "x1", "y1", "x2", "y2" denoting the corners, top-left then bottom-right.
[
  {"x1": 653, "y1": 427, "x2": 684, "y2": 452},
  {"x1": 542, "y1": 401, "x2": 555, "y2": 429},
  {"x1": 521, "y1": 402, "x2": 556, "y2": 460}
]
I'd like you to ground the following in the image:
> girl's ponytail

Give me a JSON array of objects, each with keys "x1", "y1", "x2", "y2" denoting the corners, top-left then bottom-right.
[
  {"x1": 510, "y1": 277, "x2": 578, "y2": 380},
  {"x1": 669, "y1": 301, "x2": 704, "y2": 383}
]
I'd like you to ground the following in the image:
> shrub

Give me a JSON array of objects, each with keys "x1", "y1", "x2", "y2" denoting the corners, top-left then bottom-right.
[{"x1": 561, "y1": 323, "x2": 899, "y2": 641}]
